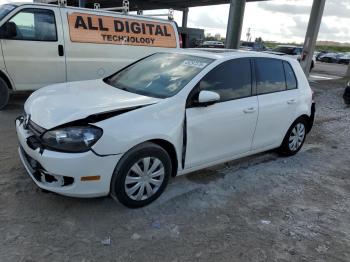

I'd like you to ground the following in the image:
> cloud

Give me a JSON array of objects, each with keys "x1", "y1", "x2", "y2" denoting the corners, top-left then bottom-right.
[
  {"x1": 258, "y1": 0, "x2": 350, "y2": 18},
  {"x1": 189, "y1": 12, "x2": 227, "y2": 30}
]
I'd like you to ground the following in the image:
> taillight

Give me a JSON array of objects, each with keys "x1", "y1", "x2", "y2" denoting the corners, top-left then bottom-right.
[{"x1": 179, "y1": 34, "x2": 183, "y2": 48}]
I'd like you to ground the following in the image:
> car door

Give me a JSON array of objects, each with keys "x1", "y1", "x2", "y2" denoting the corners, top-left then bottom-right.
[
  {"x1": 185, "y1": 58, "x2": 259, "y2": 169},
  {"x1": 252, "y1": 58, "x2": 299, "y2": 150},
  {"x1": 1, "y1": 6, "x2": 66, "y2": 90}
]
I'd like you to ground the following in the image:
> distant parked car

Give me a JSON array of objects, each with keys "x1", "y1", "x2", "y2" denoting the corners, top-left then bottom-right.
[
  {"x1": 271, "y1": 45, "x2": 315, "y2": 71},
  {"x1": 316, "y1": 50, "x2": 330, "y2": 61},
  {"x1": 337, "y1": 53, "x2": 350, "y2": 65},
  {"x1": 201, "y1": 41, "x2": 224, "y2": 48},
  {"x1": 240, "y1": 41, "x2": 266, "y2": 51},
  {"x1": 318, "y1": 53, "x2": 342, "y2": 63}
]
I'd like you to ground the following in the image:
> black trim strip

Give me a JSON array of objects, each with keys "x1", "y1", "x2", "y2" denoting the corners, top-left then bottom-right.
[
  {"x1": 90, "y1": 148, "x2": 122, "y2": 157},
  {"x1": 181, "y1": 113, "x2": 187, "y2": 169}
]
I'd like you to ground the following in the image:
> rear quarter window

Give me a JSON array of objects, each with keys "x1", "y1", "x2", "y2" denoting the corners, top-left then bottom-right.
[{"x1": 283, "y1": 61, "x2": 297, "y2": 90}]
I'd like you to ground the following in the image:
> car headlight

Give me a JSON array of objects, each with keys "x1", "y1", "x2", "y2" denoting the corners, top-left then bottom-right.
[{"x1": 41, "y1": 126, "x2": 103, "y2": 153}]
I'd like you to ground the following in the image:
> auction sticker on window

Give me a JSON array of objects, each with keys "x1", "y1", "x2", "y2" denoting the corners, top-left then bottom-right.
[
  {"x1": 182, "y1": 60, "x2": 208, "y2": 69},
  {"x1": 67, "y1": 13, "x2": 177, "y2": 48}
]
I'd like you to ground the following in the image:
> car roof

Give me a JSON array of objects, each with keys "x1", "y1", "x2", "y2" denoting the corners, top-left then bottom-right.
[{"x1": 166, "y1": 48, "x2": 297, "y2": 63}]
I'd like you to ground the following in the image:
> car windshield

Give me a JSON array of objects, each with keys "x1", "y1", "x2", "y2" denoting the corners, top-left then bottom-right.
[
  {"x1": 105, "y1": 53, "x2": 213, "y2": 98},
  {"x1": 0, "y1": 4, "x2": 16, "y2": 21},
  {"x1": 273, "y1": 46, "x2": 295, "y2": 55}
]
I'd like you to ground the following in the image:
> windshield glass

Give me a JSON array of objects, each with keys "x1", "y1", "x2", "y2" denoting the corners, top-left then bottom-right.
[
  {"x1": 273, "y1": 46, "x2": 295, "y2": 55},
  {"x1": 105, "y1": 53, "x2": 213, "y2": 98},
  {"x1": 0, "y1": 4, "x2": 16, "y2": 21}
]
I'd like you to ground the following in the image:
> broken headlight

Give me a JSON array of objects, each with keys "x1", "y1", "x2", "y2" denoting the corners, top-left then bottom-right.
[{"x1": 42, "y1": 126, "x2": 103, "y2": 153}]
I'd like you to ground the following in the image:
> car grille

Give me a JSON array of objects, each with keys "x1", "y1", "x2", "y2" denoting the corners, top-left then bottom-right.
[
  {"x1": 27, "y1": 120, "x2": 46, "y2": 138},
  {"x1": 23, "y1": 118, "x2": 46, "y2": 150}
]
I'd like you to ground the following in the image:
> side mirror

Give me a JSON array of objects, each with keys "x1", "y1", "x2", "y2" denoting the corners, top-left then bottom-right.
[
  {"x1": 196, "y1": 90, "x2": 220, "y2": 106},
  {"x1": 0, "y1": 22, "x2": 17, "y2": 39}
]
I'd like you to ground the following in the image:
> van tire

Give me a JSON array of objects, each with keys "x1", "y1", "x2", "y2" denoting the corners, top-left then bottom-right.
[
  {"x1": 0, "y1": 78, "x2": 10, "y2": 110},
  {"x1": 110, "y1": 142, "x2": 172, "y2": 208}
]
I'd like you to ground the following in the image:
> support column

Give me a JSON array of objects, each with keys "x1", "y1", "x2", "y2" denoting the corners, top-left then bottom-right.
[
  {"x1": 300, "y1": 0, "x2": 326, "y2": 76},
  {"x1": 79, "y1": 0, "x2": 86, "y2": 7},
  {"x1": 225, "y1": 0, "x2": 246, "y2": 49},
  {"x1": 182, "y1": 8, "x2": 189, "y2": 28}
]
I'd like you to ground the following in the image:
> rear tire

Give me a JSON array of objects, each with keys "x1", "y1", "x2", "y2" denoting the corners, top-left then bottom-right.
[
  {"x1": 278, "y1": 118, "x2": 307, "y2": 156},
  {"x1": 111, "y1": 142, "x2": 172, "y2": 208},
  {"x1": 0, "y1": 78, "x2": 10, "y2": 110}
]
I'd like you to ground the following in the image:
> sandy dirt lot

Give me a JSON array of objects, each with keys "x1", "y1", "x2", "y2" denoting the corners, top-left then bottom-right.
[{"x1": 0, "y1": 78, "x2": 349, "y2": 262}]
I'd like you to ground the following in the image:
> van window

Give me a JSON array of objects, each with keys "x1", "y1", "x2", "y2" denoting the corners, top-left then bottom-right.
[
  {"x1": 8, "y1": 9, "x2": 57, "y2": 41},
  {"x1": 199, "y1": 58, "x2": 252, "y2": 102},
  {"x1": 283, "y1": 61, "x2": 297, "y2": 90},
  {"x1": 255, "y1": 58, "x2": 286, "y2": 95}
]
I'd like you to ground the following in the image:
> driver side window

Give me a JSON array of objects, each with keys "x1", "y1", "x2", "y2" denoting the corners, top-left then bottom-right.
[
  {"x1": 198, "y1": 58, "x2": 252, "y2": 102},
  {"x1": 8, "y1": 8, "x2": 57, "y2": 41}
]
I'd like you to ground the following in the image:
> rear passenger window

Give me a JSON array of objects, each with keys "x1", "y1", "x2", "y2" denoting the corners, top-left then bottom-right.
[
  {"x1": 283, "y1": 61, "x2": 297, "y2": 90},
  {"x1": 200, "y1": 58, "x2": 252, "y2": 102},
  {"x1": 255, "y1": 58, "x2": 286, "y2": 95},
  {"x1": 9, "y1": 9, "x2": 57, "y2": 41}
]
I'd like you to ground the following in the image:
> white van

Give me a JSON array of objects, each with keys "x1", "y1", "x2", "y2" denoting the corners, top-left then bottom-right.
[{"x1": 0, "y1": 2, "x2": 180, "y2": 109}]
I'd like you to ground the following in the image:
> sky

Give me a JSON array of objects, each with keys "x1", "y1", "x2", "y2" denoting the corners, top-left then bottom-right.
[{"x1": 1, "y1": 0, "x2": 349, "y2": 44}]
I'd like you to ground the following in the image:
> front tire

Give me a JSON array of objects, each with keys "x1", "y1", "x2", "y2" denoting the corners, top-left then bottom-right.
[
  {"x1": 279, "y1": 119, "x2": 307, "y2": 156},
  {"x1": 111, "y1": 142, "x2": 172, "y2": 208},
  {"x1": 0, "y1": 78, "x2": 10, "y2": 110}
]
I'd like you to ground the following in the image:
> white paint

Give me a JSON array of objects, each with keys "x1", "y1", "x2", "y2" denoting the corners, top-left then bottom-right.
[{"x1": 17, "y1": 49, "x2": 313, "y2": 198}]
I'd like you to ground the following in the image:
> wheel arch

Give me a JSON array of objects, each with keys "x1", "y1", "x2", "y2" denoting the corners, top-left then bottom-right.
[
  {"x1": 0, "y1": 69, "x2": 13, "y2": 90},
  {"x1": 294, "y1": 114, "x2": 313, "y2": 133},
  {"x1": 147, "y1": 139, "x2": 178, "y2": 177}
]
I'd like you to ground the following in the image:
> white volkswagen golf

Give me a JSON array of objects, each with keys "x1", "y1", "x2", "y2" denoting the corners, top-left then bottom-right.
[{"x1": 16, "y1": 49, "x2": 315, "y2": 207}]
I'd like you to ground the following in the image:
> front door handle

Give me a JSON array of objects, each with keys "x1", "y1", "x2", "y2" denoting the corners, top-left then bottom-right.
[
  {"x1": 287, "y1": 99, "x2": 297, "y2": 105},
  {"x1": 243, "y1": 107, "x2": 256, "y2": 113},
  {"x1": 58, "y1": 45, "x2": 64, "y2": 57}
]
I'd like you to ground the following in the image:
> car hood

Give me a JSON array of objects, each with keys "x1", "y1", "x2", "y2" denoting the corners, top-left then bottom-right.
[{"x1": 24, "y1": 79, "x2": 161, "y2": 129}]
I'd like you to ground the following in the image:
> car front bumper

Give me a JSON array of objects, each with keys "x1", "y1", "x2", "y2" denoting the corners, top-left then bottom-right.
[{"x1": 16, "y1": 119, "x2": 121, "y2": 197}]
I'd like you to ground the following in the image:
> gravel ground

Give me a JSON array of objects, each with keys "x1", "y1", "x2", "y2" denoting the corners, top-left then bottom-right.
[{"x1": 0, "y1": 78, "x2": 350, "y2": 262}]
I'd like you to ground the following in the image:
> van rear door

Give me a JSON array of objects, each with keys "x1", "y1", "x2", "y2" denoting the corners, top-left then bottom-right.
[{"x1": 1, "y1": 5, "x2": 66, "y2": 90}]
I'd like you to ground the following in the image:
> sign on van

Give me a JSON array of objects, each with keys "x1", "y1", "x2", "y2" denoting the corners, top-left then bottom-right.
[{"x1": 68, "y1": 13, "x2": 177, "y2": 48}]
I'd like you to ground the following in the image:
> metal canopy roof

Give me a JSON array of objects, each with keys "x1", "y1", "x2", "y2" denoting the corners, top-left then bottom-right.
[{"x1": 59, "y1": 0, "x2": 267, "y2": 11}]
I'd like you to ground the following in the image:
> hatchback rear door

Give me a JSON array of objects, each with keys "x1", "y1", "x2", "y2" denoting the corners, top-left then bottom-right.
[{"x1": 252, "y1": 58, "x2": 300, "y2": 150}]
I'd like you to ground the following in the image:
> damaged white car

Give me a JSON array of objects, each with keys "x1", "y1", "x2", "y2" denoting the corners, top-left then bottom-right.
[{"x1": 16, "y1": 50, "x2": 315, "y2": 207}]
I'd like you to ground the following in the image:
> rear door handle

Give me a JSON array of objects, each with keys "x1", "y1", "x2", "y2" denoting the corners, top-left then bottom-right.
[
  {"x1": 243, "y1": 107, "x2": 256, "y2": 113},
  {"x1": 287, "y1": 99, "x2": 297, "y2": 105},
  {"x1": 58, "y1": 45, "x2": 64, "y2": 57}
]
